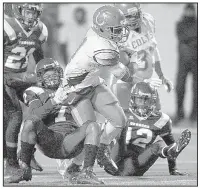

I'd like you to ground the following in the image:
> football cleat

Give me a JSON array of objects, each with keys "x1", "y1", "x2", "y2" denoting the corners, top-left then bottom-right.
[
  {"x1": 66, "y1": 163, "x2": 82, "y2": 182},
  {"x1": 70, "y1": 167, "x2": 104, "y2": 185},
  {"x1": 167, "y1": 129, "x2": 191, "y2": 159},
  {"x1": 96, "y1": 144, "x2": 119, "y2": 176},
  {"x1": 66, "y1": 163, "x2": 81, "y2": 175},
  {"x1": 18, "y1": 148, "x2": 43, "y2": 172},
  {"x1": 30, "y1": 155, "x2": 43, "y2": 172},
  {"x1": 170, "y1": 169, "x2": 188, "y2": 176},
  {"x1": 5, "y1": 158, "x2": 20, "y2": 176},
  {"x1": 4, "y1": 162, "x2": 32, "y2": 183}
]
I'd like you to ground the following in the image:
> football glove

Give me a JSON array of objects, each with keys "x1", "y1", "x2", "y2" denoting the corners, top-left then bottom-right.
[
  {"x1": 160, "y1": 76, "x2": 174, "y2": 92},
  {"x1": 144, "y1": 78, "x2": 162, "y2": 89}
]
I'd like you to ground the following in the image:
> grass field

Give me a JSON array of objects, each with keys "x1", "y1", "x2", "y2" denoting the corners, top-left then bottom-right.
[{"x1": 4, "y1": 122, "x2": 198, "y2": 187}]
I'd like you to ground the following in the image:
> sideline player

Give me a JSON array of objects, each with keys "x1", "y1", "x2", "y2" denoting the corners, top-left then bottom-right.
[
  {"x1": 5, "y1": 58, "x2": 103, "y2": 185},
  {"x1": 4, "y1": 3, "x2": 47, "y2": 173},
  {"x1": 107, "y1": 82, "x2": 191, "y2": 176}
]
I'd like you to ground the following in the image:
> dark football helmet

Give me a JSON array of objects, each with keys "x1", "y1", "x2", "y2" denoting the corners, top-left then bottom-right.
[
  {"x1": 36, "y1": 58, "x2": 63, "y2": 89},
  {"x1": 12, "y1": 3, "x2": 43, "y2": 29},
  {"x1": 130, "y1": 82, "x2": 157, "y2": 119}
]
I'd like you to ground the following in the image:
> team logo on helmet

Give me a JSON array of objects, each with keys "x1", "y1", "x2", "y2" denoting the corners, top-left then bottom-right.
[{"x1": 96, "y1": 11, "x2": 112, "y2": 26}]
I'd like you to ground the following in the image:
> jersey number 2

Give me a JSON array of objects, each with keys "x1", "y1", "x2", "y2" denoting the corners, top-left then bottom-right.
[{"x1": 132, "y1": 128, "x2": 153, "y2": 148}]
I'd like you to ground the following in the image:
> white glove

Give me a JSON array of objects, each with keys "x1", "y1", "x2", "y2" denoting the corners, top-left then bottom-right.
[
  {"x1": 53, "y1": 86, "x2": 68, "y2": 105},
  {"x1": 144, "y1": 78, "x2": 162, "y2": 89},
  {"x1": 161, "y1": 76, "x2": 174, "y2": 93}
]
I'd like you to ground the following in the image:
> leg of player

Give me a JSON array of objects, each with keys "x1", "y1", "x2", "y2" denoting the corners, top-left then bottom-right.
[
  {"x1": 92, "y1": 85, "x2": 127, "y2": 175},
  {"x1": 135, "y1": 129, "x2": 191, "y2": 176},
  {"x1": 65, "y1": 151, "x2": 84, "y2": 177},
  {"x1": 4, "y1": 85, "x2": 22, "y2": 175},
  {"x1": 70, "y1": 98, "x2": 104, "y2": 185},
  {"x1": 4, "y1": 117, "x2": 39, "y2": 183}
]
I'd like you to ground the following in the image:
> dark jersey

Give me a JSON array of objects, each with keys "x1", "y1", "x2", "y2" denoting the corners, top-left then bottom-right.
[
  {"x1": 23, "y1": 86, "x2": 72, "y2": 126},
  {"x1": 125, "y1": 110, "x2": 171, "y2": 149},
  {"x1": 4, "y1": 16, "x2": 48, "y2": 73}
]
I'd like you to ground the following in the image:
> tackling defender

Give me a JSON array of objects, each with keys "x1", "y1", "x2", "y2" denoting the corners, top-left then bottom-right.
[
  {"x1": 106, "y1": 82, "x2": 191, "y2": 176},
  {"x1": 5, "y1": 58, "x2": 104, "y2": 185},
  {"x1": 4, "y1": 3, "x2": 47, "y2": 174}
]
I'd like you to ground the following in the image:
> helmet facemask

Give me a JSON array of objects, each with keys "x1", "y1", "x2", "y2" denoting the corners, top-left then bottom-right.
[
  {"x1": 13, "y1": 4, "x2": 43, "y2": 30},
  {"x1": 108, "y1": 25, "x2": 129, "y2": 42},
  {"x1": 125, "y1": 7, "x2": 142, "y2": 30},
  {"x1": 37, "y1": 63, "x2": 63, "y2": 90},
  {"x1": 130, "y1": 93, "x2": 156, "y2": 119}
]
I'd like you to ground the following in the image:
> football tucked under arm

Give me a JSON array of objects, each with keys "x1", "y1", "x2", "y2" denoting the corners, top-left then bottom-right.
[{"x1": 93, "y1": 49, "x2": 132, "y2": 82}]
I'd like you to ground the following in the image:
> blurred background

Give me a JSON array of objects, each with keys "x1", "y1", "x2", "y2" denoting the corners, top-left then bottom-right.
[{"x1": 4, "y1": 3, "x2": 197, "y2": 126}]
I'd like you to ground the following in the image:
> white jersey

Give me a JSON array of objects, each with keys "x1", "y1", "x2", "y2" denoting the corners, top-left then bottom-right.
[
  {"x1": 64, "y1": 28, "x2": 121, "y2": 92},
  {"x1": 119, "y1": 13, "x2": 158, "y2": 80}
]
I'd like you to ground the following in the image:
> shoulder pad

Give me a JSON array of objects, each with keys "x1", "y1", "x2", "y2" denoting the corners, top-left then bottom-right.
[
  {"x1": 154, "y1": 112, "x2": 170, "y2": 129},
  {"x1": 142, "y1": 12, "x2": 156, "y2": 33},
  {"x1": 38, "y1": 21, "x2": 48, "y2": 43},
  {"x1": 23, "y1": 86, "x2": 44, "y2": 105},
  {"x1": 93, "y1": 38, "x2": 119, "y2": 58},
  {"x1": 4, "y1": 17, "x2": 17, "y2": 41}
]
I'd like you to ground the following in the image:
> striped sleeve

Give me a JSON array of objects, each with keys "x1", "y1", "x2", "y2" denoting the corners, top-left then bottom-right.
[
  {"x1": 4, "y1": 18, "x2": 17, "y2": 41},
  {"x1": 39, "y1": 22, "x2": 48, "y2": 44},
  {"x1": 93, "y1": 49, "x2": 120, "y2": 66},
  {"x1": 154, "y1": 112, "x2": 170, "y2": 129}
]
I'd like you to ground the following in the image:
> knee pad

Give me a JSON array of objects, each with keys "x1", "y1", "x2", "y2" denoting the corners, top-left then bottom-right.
[{"x1": 23, "y1": 120, "x2": 35, "y2": 133}]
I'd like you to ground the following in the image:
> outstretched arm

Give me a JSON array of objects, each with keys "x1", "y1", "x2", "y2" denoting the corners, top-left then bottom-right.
[{"x1": 154, "y1": 47, "x2": 174, "y2": 92}]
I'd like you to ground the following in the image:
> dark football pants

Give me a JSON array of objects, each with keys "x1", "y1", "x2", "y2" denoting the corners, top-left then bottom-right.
[
  {"x1": 35, "y1": 121, "x2": 85, "y2": 159},
  {"x1": 4, "y1": 84, "x2": 22, "y2": 148},
  {"x1": 113, "y1": 140, "x2": 165, "y2": 176},
  {"x1": 4, "y1": 71, "x2": 36, "y2": 155}
]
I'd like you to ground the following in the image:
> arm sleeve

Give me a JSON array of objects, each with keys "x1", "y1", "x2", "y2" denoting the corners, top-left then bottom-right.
[
  {"x1": 33, "y1": 45, "x2": 44, "y2": 64},
  {"x1": 154, "y1": 59, "x2": 164, "y2": 79}
]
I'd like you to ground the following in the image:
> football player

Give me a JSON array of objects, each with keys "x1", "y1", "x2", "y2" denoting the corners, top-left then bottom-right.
[
  {"x1": 106, "y1": 82, "x2": 191, "y2": 176},
  {"x1": 112, "y1": 3, "x2": 173, "y2": 112},
  {"x1": 5, "y1": 58, "x2": 104, "y2": 185},
  {"x1": 53, "y1": 5, "x2": 133, "y2": 183},
  {"x1": 4, "y1": 3, "x2": 47, "y2": 174}
]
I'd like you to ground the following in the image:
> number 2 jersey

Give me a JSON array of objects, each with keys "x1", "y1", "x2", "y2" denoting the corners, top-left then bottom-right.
[
  {"x1": 119, "y1": 12, "x2": 158, "y2": 80},
  {"x1": 125, "y1": 109, "x2": 172, "y2": 152},
  {"x1": 23, "y1": 86, "x2": 73, "y2": 126},
  {"x1": 4, "y1": 16, "x2": 48, "y2": 73}
]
